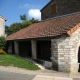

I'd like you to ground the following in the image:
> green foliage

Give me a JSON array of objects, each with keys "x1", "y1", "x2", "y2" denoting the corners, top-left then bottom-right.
[
  {"x1": 0, "y1": 37, "x2": 6, "y2": 49},
  {"x1": 0, "y1": 54, "x2": 40, "y2": 70},
  {"x1": 30, "y1": 18, "x2": 38, "y2": 23},
  {"x1": 7, "y1": 14, "x2": 39, "y2": 36},
  {"x1": 8, "y1": 22, "x2": 22, "y2": 35},
  {"x1": 21, "y1": 20, "x2": 32, "y2": 28},
  {"x1": 20, "y1": 14, "x2": 27, "y2": 21},
  {"x1": 7, "y1": 21, "x2": 32, "y2": 35}
]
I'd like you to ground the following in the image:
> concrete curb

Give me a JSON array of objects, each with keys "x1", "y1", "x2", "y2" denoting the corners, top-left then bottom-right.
[{"x1": 32, "y1": 75, "x2": 73, "y2": 80}]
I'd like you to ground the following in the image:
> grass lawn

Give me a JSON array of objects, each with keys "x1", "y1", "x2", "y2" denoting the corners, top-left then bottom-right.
[{"x1": 0, "y1": 54, "x2": 40, "y2": 70}]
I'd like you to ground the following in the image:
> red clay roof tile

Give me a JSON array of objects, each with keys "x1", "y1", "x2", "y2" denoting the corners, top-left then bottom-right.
[{"x1": 6, "y1": 12, "x2": 80, "y2": 40}]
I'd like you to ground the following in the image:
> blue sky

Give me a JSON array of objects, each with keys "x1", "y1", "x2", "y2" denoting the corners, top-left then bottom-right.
[{"x1": 0, "y1": 0, "x2": 50, "y2": 26}]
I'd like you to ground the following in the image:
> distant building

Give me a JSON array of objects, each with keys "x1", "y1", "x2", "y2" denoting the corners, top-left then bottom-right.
[
  {"x1": 0, "y1": 16, "x2": 7, "y2": 36},
  {"x1": 41, "y1": 0, "x2": 80, "y2": 20}
]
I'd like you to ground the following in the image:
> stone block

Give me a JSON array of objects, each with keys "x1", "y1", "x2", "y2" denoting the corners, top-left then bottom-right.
[
  {"x1": 64, "y1": 57, "x2": 69, "y2": 60},
  {"x1": 70, "y1": 63, "x2": 79, "y2": 73},
  {"x1": 43, "y1": 61, "x2": 52, "y2": 69},
  {"x1": 59, "y1": 54, "x2": 64, "y2": 57},
  {"x1": 59, "y1": 59, "x2": 65, "y2": 62},
  {"x1": 65, "y1": 59, "x2": 70, "y2": 63},
  {"x1": 58, "y1": 45, "x2": 64, "y2": 48}
]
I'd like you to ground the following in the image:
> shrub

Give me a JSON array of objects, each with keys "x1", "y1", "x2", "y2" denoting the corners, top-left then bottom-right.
[
  {"x1": 0, "y1": 49, "x2": 6, "y2": 54},
  {"x1": 0, "y1": 37, "x2": 6, "y2": 49}
]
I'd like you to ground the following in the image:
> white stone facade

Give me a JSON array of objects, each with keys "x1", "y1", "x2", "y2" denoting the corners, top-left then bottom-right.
[
  {"x1": 51, "y1": 28, "x2": 80, "y2": 73},
  {"x1": 0, "y1": 16, "x2": 6, "y2": 36}
]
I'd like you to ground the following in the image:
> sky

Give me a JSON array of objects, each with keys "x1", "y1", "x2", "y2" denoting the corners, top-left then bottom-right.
[{"x1": 0, "y1": 0, "x2": 50, "y2": 26}]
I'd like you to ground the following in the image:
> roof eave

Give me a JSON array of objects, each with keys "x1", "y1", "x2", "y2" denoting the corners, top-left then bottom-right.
[
  {"x1": 40, "y1": 0, "x2": 52, "y2": 11},
  {"x1": 67, "y1": 23, "x2": 80, "y2": 35},
  {"x1": 0, "y1": 16, "x2": 7, "y2": 21}
]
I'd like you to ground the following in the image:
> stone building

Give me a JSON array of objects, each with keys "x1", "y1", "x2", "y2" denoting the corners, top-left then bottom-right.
[
  {"x1": 6, "y1": 0, "x2": 80, "y2": 73},
  {"x1": 41, "y1": 0, "x2": 80, "y2": 20},
  {"x1": 0, "y1": 16, "x2": 7, "y2": 36}
]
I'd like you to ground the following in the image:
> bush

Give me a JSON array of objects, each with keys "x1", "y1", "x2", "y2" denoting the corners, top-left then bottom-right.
[
  {"x1": 0, "y1": 37, "x2": 6, "y2": 49},
  {"x1": 0, "y1": 49, "x2": 6, "y2": 54}
]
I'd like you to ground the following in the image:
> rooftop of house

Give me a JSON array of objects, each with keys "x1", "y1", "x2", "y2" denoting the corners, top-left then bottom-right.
[
  {"x1": 40, "y1": 0, "x2": 52, "y2": 11},
  {"x1": 6, "y1": 12, "x2": 80, "y2": 41},
  {"x1": 0, "y1": 15, "x2": 7, "y2": 21}
]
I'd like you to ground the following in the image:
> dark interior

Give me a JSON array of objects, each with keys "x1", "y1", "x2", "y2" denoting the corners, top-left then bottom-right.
[
  {"x1": 19, "y1": 41, "x2": 32, "y2": 58},
  {"x1": 78, "y1": 46, "x2": 80, "y2": 63},
  {"x1": 37, "y1": 41, "x2": 51, "y2": 61},
  {"x1": 78, "y1": 46, "x2": 80, "y2": 72},
  {"x1": 12, "y1": 41, "x2": 15, "y2": 54}
]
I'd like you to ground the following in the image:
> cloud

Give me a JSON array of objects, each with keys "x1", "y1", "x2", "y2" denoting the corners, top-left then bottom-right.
[
  {"x1": 19, "y1": 3, "x2": 40, "y2": 9},
  {"x1": 19, "y1": 3, "x2": 30, "y2": 8},
  {"x1": 28, "y1": 9, "x2": 41, "y2": 20}
]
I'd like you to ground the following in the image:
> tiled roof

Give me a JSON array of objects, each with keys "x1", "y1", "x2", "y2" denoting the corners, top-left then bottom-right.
[
  {"x1": 6, "y1": 12, "x2": 80, "y2": 41},
  {"x1": 0, "y1": 15, "x2": 7, "y2": 21}
]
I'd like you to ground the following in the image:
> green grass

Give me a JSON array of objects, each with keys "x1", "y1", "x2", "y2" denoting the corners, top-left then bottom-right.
[{"x1": 0, "y1": 54, "x2": 40, "y2": 70}]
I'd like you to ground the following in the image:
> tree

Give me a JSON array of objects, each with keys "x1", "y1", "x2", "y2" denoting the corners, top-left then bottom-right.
[
  {"x1": 21, "y1": 20, "x2": 32, "y2": 28},
  {"x1": 20, "y1": 14, "x2": 27, "y2": 21},
  {"x1": 30, "y1": 18, "x2": 38, "y2": 23},
  {"x1": 7, "y1": 21, "x2": 32, "y2": 35},
  {"x1": 0, "y1": 37, "x2": 6, "y2": 49},
  {"x1": 7, "y1": 15, "x2": 39, "y2": 36},
  {"x1": 7, "y1": 22, "x2": 22, "y2": 35}
]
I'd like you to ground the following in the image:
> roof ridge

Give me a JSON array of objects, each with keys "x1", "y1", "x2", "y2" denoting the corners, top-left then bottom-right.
[
  {"x1": 0, "y1": 15, "x2": 7, "y2": 21},
  {"x1": 40, "y1": 12, "x2": 80, "y2": 22}
]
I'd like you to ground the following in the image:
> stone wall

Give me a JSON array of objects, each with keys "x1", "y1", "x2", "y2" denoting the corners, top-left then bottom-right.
[
  {"x1": 41, "y1": 0, "x2": 80, "y2": 20},
  {"x1": 0, "y1": 17, "x2": 5, "y2": 36},
  {"x1": 51, "y1": 28, "x2": 80, "y2": 73}
]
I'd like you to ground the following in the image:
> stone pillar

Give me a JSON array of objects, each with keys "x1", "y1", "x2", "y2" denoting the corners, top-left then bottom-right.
[
  {"x1": 51, "y1": 39, "x2": 58, "y2": 71},
  {"x1": 31, "y1": 40, "x2": 37, "y2": 59},
  {"x1": 8, "y1": 42, "x2": 12, "y2": 54},
  {"x1": 14, "y1": 41, "x2": 19, "y2": 55},
  {"x1": 51, "y1": 36, "x2": 79, "y2": 73}
]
